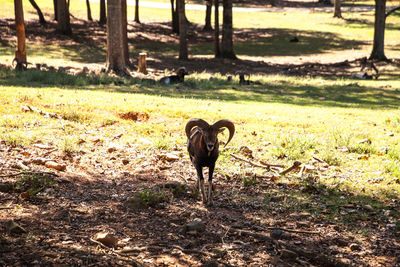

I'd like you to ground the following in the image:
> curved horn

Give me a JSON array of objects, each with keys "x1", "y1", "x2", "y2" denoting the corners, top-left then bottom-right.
[
  {"x1": 213, "y1": 119, "x2": 235, "y2": 146},
  {"x1": 185, "y1": 119, "x2": 210, "y2": 139}
]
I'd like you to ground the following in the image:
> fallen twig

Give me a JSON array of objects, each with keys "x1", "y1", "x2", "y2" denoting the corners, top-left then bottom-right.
[
  {"x1": 297, "y1": 165, "x2": 306, "y2": 178},
  {"x1": 0, "y1": 206, "x2": 13, "y2": 210},
  {"x1": 279, "y1": 161, "x2": 302, "y2": 175},
  {"x1": 220, "y1": 225, "x2": 348, "y2": 267},
  {"x1": 266, "y1": 227, "x2": 320, "y2": 235},
  {"x1": 230, "y1": 154, "x2": 284, "y2": 169},
  {"x1": 0, "y1": 171, "x2": 59, "y2": 178}
]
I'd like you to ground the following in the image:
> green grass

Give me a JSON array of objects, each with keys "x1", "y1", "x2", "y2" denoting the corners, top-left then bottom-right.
[{"x1": 1, "y1": 76, "x2": 400, "y2": 203}]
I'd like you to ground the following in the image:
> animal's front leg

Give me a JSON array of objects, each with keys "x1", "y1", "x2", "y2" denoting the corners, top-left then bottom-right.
[
  {"x1": 195, "y1": 166, "x2": 207, "y2": 203},
  {"x1": 207, "y1": 163, "x2": 215, "y2": 205}
]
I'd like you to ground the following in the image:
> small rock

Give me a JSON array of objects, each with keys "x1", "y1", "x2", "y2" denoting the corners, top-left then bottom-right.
[
  {"x1": 58, "y1": 67, "x2": 66, "y2": 73},
  {"x1": 93, "y1": 232, "x2": 118, "y2": 247},
  {"x1": 200, "y1": 261, "x2": 219, "y2": 267},
  {"x1": 6, "y1": 220, "x2": 27, "y2": 235},
  {"x1": 270, "y1": 229, "x2": 291, "y2": 240},
  {"x1": 363, "y1": 204, "x2": 374, "y2": 211},
  {"x1": 122, "y1": 159, "x2": 130, "y2": 165},
  {"x1": 0, "y1": 182, "x2": 13, "y2": 193},
  {"x1": 240, "y1": 146, "x2": 253, "y2": 154},
  {"x1": 165, "y1": 153, "x2": 180, "y2": 161},
  {"x1": 280, "y1": 249, "x2": 297, "y2": 260},
  {"x1": 296, "y1": 221, "x2": 309, "y2": 227},
  {"x1": 386, "y1": 223, "x2": 396, "y2": 229},
  {"x1": 125, "y1": 196, "x2": 146, "y2": 210},
  {"x1": 32, "y1": 157, "x2": 50, "y2": 165},
  {"x1": 329, "y1": 245, "x2": 339, "y2": 255},
  {"x1": 333, "y1": 237, "x2": 348, "y2": 247},
  {"x1": 270, "y1": 195, "x2": 284, "y2": 202},
  {"x1": 45, "y1": 161, "x2": 66, "y2": 171},
  {"x1": 107, "y1": 146, "x2": 117, "y2": 153},
  {"x1": 183, "y1": 218, "x2": 205, "y2": 233},
  {"x1": 349, "y1": 243, "x2": 361, "y2": 251}
]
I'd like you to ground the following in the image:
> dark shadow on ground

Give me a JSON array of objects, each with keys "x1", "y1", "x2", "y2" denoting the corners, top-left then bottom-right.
[
  {"x1": 0, "y1": 17, "x2": 366, "y2": 63},
  {"x1": 0, "y1": 161, "x2": 398, "y2": 266},
  {"x1": 1, "y1": 59, "x2": 399, "y2": 110}
]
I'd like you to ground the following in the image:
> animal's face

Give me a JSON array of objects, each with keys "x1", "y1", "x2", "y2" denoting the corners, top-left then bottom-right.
[
  {"x1": 177, "y1": 68, "x2": 189, "y2": 78},
  {"x1": 201, "y1": 127, "x2": 224, "y2": 152}
]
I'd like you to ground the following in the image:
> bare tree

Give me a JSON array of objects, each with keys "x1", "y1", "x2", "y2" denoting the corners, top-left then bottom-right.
[
  {"x1": 14, "y1": 0, "x2": 27, "y2": 70},
  {"x1": 178, "y1": 0, "x2": 188, "y2": 59},
  {"x1": 203, "y1": 0, "x2": 213, "y2": 31},
  {"x1": 214, "y1": 0, "x2": 220, "y2": 57},
  {"x1": 99, "y1": 0, "x2": 106, "y2": 24},
  {"x1": 221, "y1": 0, "x2": 236, "y2": 59},
  {"x1": 134, "y1": 0, "x2": 140, "y2": 23},
  {"x1": 86, "y1": 0, "x2": 93, "y2": 21},
  {"x1": 369, "y1": 0, "x2": 387, "y2": 60},
  {"x1": 106, "y1": 0, "x2": 129, "y2": 74},
  {"x1": 56, "y1": 0, "x2": 72, "y2": 35},
  {"x1": 333, "y1": 0, "x2": 342, "y2": 18},
  {"x1": 28, "y1": 0, "x2": 46, "y2": 24}
]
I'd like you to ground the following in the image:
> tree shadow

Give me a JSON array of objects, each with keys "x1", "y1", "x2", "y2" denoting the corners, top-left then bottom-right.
[
  {"x1": 0, "y1": 17, "x2": 367, "y2": 64},
  {"x1": 0, "y1": 165, "x2": 398, "y2": 266}
]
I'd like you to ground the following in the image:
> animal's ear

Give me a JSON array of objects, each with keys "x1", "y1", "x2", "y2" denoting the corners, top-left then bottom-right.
[{"x1": 218, "y1": 128, "x2": 225, "y2": 134}]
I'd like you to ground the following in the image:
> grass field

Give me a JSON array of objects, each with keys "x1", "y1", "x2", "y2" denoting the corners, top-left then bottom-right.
[
  {"x1": 1, "y1": 1, "x2": 400, "y2": 265},
  {"x1": 1, "y1": 0, "x2": 400, "y2": 202}
]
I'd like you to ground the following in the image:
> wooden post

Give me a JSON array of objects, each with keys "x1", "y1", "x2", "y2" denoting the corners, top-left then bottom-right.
[
  {"x1": 14, "y1": 0, "x2": 27, "y2": 70},
  {"x1": 137, "y1": 52, "x2": 147, "y2": 74}
]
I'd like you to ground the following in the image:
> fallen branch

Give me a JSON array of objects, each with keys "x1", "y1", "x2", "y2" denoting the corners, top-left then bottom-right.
[
  {"x1": 230, "y1": 154, "x2": 284, "y2": 169},
  {"x1": 221, "y1": 225, "x2": 348, "y2": 267},
  {"x1": 266, "y1": 227, "x2": 320, "y2": 235},
  {"x1": 279, "y1": 161, "x2": 302, "y2": 175},
  {"x1": 0, "y1": 171, "x2": 58, "y2": 178},
  {"x1": 297, "y1": 165, "x2": 306, "y2": 178}
]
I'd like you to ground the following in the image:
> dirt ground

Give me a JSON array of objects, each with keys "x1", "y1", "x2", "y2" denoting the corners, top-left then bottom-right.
[
  {"x1": 1, "y1": 127, "x2": 400, "y2": 266},
  {"x1": 1, "y1": 15, "x2": 400, "y2": 267}
]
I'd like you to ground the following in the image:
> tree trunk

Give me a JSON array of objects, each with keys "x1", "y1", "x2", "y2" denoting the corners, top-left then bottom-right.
[
  {"x1": 28, "y1": 0, "x2": 46, "y2": 24},
  {"x1": 214, "y1": 0, "x2": 220, "y2": 57},
  {"x1": 178, "y1": 0, "x2": 188, "y2": 59},
  {"x1": 203, "y1": 0, "x2": 213, "y2": 31},
  {"x1": 14, "y1": 0, "x2": 27, "y2": 70},
  {"x1": 121, "y1": 0, "x2": 129, "y2": 66},
  {"x1": 99, "y1": 0, "x2": 106, "y2": 24},
  {"x1": 106, "y1": 0, "x2": 128, "y2": 74},
  {"x1": 134, "y1": 0, "x2": 140, "y2": 23},
  {"x1": 56, "y1": 0, "x2": 72, "y2": 35},
  {"x1": 221, "y1": 0, "x2": 236, "y2": 59},
  {"x1": 171, "y1": 0, "x2": 179, "y2": 34},
  {"x1": 333, "y1": 0, "x2": 342, "y2": 18},
  {"x1": 370, "y1": 0, "x2": 387, "y2": 60},
  {"x1": 86, "y1": 0, "x2": 93, "y2": 21},
  {"x1": 53, "y1": 0, "x2": 58, "y2": 20}
]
